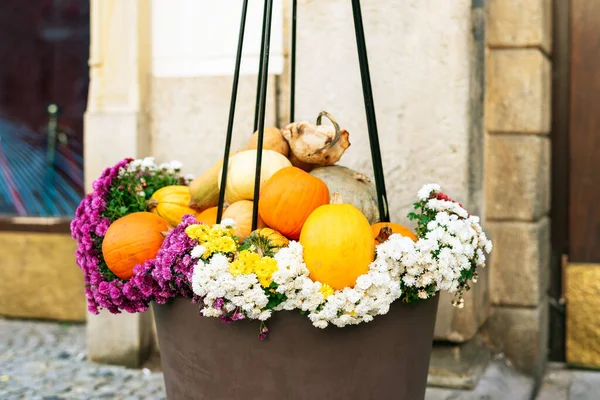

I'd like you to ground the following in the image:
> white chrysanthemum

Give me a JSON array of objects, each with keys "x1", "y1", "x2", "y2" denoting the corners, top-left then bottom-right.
[
  {"x1": 140, "y1": 157, "x2": 156, "y2": 169},
  {"x1": 169, "y1": 160, "x2": 183, "y2": 171},
  {"x1": 129, "y1": 159, "x2": 142, "y2": 169},
  {"x1": 418, "y1": 183, "x2": 441, "y2": 200},
  {"x1": 219, "y1": 218, "x2": 236, "y2": 228},
  {"x1": 190, "y1": 245, "x2": 206, "y2": 259}
]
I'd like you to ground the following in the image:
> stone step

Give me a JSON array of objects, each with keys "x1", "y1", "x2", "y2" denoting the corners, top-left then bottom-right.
[
  {"x1": 426, "y1": 360, "x2": 535, "y2": 400},
  {"x1": 427, "y1": 335, "x2": 494, "y2": 390}
]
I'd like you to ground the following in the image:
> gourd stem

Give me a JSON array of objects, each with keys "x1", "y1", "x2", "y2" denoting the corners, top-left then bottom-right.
[
  {"x1": 217, "y1": 0, "x2": 249, "y2": 223},
  {"x1": 311, "y1": 111, "x2": 341, "y2": 154},
  {"x1": 330, "y1": 192, "x2": 343, "y2": 204},
  {"x1": 147, "y1": 199, "x2": 158, "y2": 208},
  {"x1": 252, "y1": 0, "x2": 275, "y2": 231}
]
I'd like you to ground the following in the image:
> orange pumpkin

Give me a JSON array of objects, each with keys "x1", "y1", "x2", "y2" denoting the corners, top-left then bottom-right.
[
  {"x1": 371, "y1": 222, "x2": 417, "y2": 245},
  {"x1": 258, "y1": 166, "x2": 330, "y2": 240},
  {"x1": 102, "y1": 212, "x2": 169, "y2": 280},
  {"x1": 222, "y1": 200, "x2": 266, "y2": 242},
  {"x1": 196, "y1": 206, "x2": 228, "y2": 226}
]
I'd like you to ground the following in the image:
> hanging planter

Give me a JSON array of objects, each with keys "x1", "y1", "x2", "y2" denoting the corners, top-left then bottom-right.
[
  {"x1": 154, "y1": 295, "x2": 440, "y2": 400},
  {"x1": 72, "y1": 0, "x2": 492, "y2": 399}
]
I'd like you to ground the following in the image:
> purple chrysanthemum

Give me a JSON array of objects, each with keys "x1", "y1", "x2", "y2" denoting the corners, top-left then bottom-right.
[
  {"x1": 70, "y1": 157, "x2": 191, "y2": 314},
  {"x1": 129, "y1": 214, "x2": 199, "y2": 302}
]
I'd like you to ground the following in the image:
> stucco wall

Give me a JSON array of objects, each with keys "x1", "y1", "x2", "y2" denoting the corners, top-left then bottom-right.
[
  {"x1": 151, "y1": 0, "x2": 474, "y2": 226},
  {"x1": 285, "y1": 0, "x2": 473, "y2": 224},
  {"x1": 150, "y1": 76, "x2": 278, "y2": 176}
]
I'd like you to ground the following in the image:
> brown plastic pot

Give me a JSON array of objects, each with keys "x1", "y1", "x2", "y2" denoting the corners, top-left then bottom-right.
[{"x1": 153, "y1": 295, "x2": 439, "y2": 400}]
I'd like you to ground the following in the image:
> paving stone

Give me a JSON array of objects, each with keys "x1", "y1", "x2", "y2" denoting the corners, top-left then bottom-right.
[
  {"x1": 426, "y1": 360, "x2": 534, "y2": 399},
  {"x1": 0, "y1": 318, "x2": 166, "y2": 399},
  {"x1": 569, "y1": 371, "x2": 600, "y2": 400},
  {"x1": 536, "y1": 363, "x2": 573, "y2": 400}
]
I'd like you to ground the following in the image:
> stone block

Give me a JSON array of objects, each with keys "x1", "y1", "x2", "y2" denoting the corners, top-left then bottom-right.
[
  {"x1": 566, "y1": 264, "x2": 600, "y2": 368},
  {"x1": 485, "y1": 135, "x2": 551, "y2": 220},
  {"x1": 87, "y1": 310, "x2": 154, "y2": 368},
  {"x1": 482, "y1": 303, "x2": 549, "y2": 377},
  {"x1": 486, "y1": 50, "x2": 551, "y2": 133},
  {"x1": 487, "y1": 218, "x2": 550, "y2": 307},
  {"x1": 0, "y1": 232, "x2": 86, "y2": 321},
  {"x1": 427, "y1": 336, "x2": 492, "y2": 390},
  {"x1": 487, "y1": 0, "x2": 552, "y2": 53},
  {"x1": 434, "y1": 263, "x2": 490, "y2": 343}
]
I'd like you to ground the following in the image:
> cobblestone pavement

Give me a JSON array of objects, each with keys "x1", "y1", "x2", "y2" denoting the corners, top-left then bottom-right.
[
  {"x1": 0, "y1": 318, "x2": 165, "y2": 400},
  {"x1": 536, "y1": 363, "x2": 600, "y2": 400}
]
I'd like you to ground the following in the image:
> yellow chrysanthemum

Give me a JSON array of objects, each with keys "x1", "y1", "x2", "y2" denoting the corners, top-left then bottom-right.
[
  {"x1": 209, "y1": 226, "x2": 225, "y2": 239},
  {"x1": 229, "y1": 259, "x2": 248, "y2": 276},
  {"x1": 253, "y1": 257, "x2": 278, "y2": 288},
  {"x1": 228, "y1": 250, "x2": 258, "y2": 276},
  {"x1": 319, "y1": 284, "x2": 334, "y2": 299},
  {"x1": 185, "y1": 224, "x2": 210, "y2": 241},
  {"x1": 227, "y1": 250, "x2": 278, "y2": 288}
]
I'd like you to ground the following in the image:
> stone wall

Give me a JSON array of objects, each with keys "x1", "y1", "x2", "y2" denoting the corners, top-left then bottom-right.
[{"x1": 482, "y1": 0, "x2": 552, "y2": 377}]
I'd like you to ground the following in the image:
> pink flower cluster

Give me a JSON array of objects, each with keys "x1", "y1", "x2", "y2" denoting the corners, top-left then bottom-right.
[
  {"x1": 70, "y1": 158, "x2": 144, "y2": 314},
  {"x1": 70, "y1": 158, "x2": 197, "y2": 314},
  {"x1": 133, "y1": 214, "x2": 199, "y2": 303}
]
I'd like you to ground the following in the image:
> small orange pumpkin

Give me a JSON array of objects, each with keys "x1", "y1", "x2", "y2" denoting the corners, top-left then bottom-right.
[
  {"x1": 196, "y1": 206, "x2": 228, "y2": 226},
  {"x1": 246, "y1": 127, "x2": 290, "y2": 157},
  {"x1": 102, "y1": 212, "x2": 169, "y2": 280},
  {"x1": 222, "y1": 200, "x2": 266, "y2": 242},
  {"x1": 258, "y1": 166, "x2": 330, "y2": 239}
]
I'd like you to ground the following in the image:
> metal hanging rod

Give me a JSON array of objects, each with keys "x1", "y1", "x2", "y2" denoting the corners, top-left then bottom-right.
[{"x1": 218, "y1": 0, "x2": 390, "y2": 227}]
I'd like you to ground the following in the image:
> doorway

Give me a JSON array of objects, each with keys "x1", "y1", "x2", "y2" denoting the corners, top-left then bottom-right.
[{"x1": 549, "y1": 0, "x2": 600, "y2": 362}]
